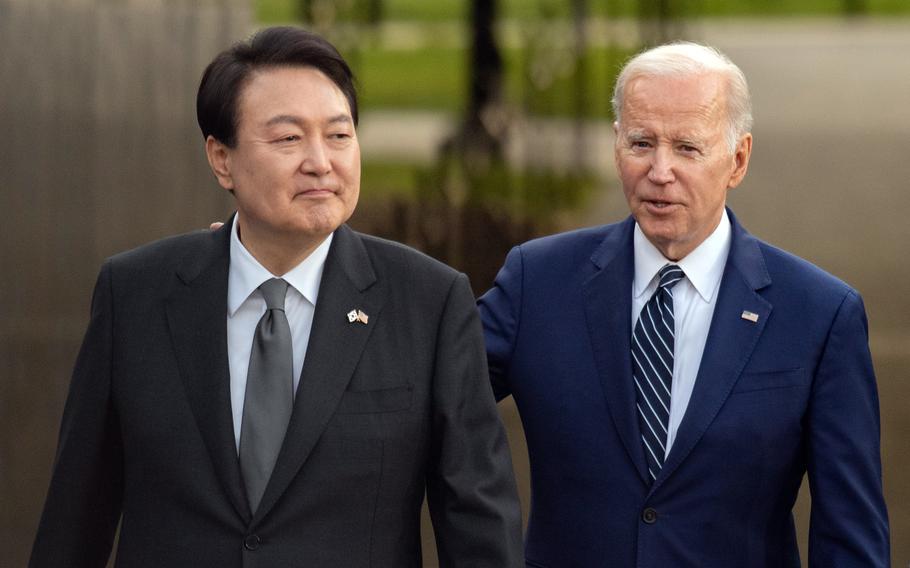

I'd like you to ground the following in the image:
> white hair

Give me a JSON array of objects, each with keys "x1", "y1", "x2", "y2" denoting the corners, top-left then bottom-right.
[{"x1": 611, "y1": 41, "x2": 753, "y2": 153}]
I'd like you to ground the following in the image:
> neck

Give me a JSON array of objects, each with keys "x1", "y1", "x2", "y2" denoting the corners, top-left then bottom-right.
[{"x1": 236, "y1": 219, "x2": 327, "y2": 276}]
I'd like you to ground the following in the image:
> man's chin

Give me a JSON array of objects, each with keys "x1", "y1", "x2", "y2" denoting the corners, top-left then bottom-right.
[
  {"x1": 637, "y1": 213, "x2": 678, "y2": 237},
  {"x1": 637, "y1": 221, "x2": 687, "y2": 257}
]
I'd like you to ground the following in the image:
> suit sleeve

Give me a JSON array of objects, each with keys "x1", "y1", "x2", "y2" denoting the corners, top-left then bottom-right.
[
  {"x1": 477, "y1": 246, "x2": 524, "y2": 401},
  {"x1": 426, "y1": 273, "x2": 524, "y2": 568},
  {"x1": 30, "y1": 261, "x2": 124, "y2": 568},
  {"x1": 806, "y1": 290, "x2": 890, "y2": 567}
]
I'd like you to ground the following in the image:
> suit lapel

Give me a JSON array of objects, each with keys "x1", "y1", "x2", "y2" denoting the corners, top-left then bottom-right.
[
  {"x1": 583, "y1": 218, "x2": 650, "y2": 484},
  {"x1": 654, "y1": 210, "x2": 773, "y2": 490},
  {"x1": 165, "y1": 220, "x2": 252, "y2": 522},
  {"x1": 253, "y1": 225, "x2": 381, "y2": 523}
]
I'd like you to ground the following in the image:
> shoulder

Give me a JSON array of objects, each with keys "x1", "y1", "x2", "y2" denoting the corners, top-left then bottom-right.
[
  {"x1": 519, "y1": 223, "x2": 618, "y2": 257},
  {"x1": 508, "y1": 218, "x2": 631, "y2": 276},
  {"x1": 352, "y1": 230, "x2": 463, "y2": 289},
  {"x1": 755, "y1": 238, "x2": 856, "y2": 302},
  {"x1": 110, "y1": 230, "x2": 213, "y2": 265},
  {"x1": 344, "y1": 230, "x2": 479, "y2": 319},
  {"x1": 104, "y1": 229, "x2": 224, "y2": 284},
  {"x1": 356, "y1": 231, "x2": 458, "y2": 276},
  {"x1": 728, "y1": 210, "x2": 857, "y2": 307},
  {"x1": 734, "y1": 228, "x2": 863, "y2": 325}
]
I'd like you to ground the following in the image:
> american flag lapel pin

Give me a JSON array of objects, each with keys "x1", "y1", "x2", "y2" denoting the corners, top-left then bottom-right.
[{"x1": 741, "y1": 310, "x2": 759, "y2": 323}]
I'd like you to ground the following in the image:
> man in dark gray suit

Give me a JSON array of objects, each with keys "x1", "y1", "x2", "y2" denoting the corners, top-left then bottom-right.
[{"x1": 30, "y1": 26, "x2": 522, "y2": 567}]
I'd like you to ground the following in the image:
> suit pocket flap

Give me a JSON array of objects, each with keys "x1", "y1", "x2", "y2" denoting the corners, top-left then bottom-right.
[
  {"x1": 336, "y1": 385, "x2": 413, "y2": 414},
  {"x1": 733, "y1": 368, "x2": 807, "y2": 393}
]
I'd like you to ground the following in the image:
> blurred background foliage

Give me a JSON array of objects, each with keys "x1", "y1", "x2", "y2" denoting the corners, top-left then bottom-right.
[
  {"x1": 241, "y1": 7, "x2": 910, "y2": 564},
  {"x1": 258, "y1": 0, "x2": 910, "y2": 22},
  {"x1": 248, "y1": 0, "x2": 910, "y2": 290},
  {"x1": 2, "y1": 2, "x2": 908, "y2": 567}
]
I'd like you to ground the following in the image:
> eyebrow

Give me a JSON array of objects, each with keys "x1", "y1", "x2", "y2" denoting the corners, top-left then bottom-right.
[
  {"x1": 264, "y1": 114, "x2": 353, "y2": 128},
  {"x1": 326, "y1": 114, "x2": 353, "y2": 126},
  {"x1": 624, "y1": 129, "x2": 650, "y2": 141},
  {"x1": 624, "y1": 128, "x2": 705, "y2": 146}
]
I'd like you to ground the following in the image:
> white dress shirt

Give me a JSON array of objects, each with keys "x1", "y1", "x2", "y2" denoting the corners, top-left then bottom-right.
[
  {"x1": 632, "y1": 209, "x2": 731, "y2": 458},
  {"x1": 226, "y1": 215, "x2": 333, "y2": 451}
]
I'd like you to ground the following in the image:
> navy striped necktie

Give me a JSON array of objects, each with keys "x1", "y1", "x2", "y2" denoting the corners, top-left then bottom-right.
[{"x1": 632, "y1": 264, "x2": 684, "y2": 483}]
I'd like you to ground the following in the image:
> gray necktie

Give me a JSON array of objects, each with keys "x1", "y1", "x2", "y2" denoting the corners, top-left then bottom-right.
[{"x1": 240, "y1": 278, "x2": 294, "y2": 513}]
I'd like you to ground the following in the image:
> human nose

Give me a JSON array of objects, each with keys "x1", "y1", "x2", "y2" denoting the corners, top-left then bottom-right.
[
  {"x1": 300, "y1": 138, "x2": 331, "y2": 176},
  {"x1": 647, "y1": 145, "x2": 675, "y2": 185}
]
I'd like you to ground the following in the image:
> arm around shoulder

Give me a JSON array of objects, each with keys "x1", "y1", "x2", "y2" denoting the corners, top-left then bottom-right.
[{"x1": 478, "y1": 245, "x2": 524, "y2": 401}]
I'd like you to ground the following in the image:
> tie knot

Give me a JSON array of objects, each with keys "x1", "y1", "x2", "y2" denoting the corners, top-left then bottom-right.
[
  {"x1": 657, "y1": 264, "x2": 684, "y2": 291},
  {"x1": 259, "y1": 278, "x2": 289, "y2": 310}
]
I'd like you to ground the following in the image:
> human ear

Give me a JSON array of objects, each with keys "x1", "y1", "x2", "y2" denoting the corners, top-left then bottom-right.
[
  {"x1": 727, "y1": 133, "x2": 752, "y2": 189},
  {"x1": 204, "y1": 135, "x2": 235, "y2": 191},
  {"x1": 613, "y1": 121, "x2": 622, "y2": 170}
]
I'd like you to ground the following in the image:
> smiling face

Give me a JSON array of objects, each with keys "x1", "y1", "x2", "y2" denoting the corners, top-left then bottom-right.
[
  {"x1": 206, "y1": 65, "x2": 360, "y2": 267},
  {"x1": 614, "y1": 72, "x2": 751, "y2": 260}
]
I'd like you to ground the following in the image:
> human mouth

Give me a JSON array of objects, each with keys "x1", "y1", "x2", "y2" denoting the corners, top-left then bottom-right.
[
  {"x1": 643, "y1": 199, "x2": 678, "y2": 212},
  {"x1": 295, "y1": 188, "x2": 336, "y2": 198}
]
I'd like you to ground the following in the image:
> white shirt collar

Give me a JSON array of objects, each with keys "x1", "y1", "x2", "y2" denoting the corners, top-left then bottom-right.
[
  {"x1": 633, "y1": 209, "x2": 731, "y2": 302},
  {"x1": 227, "y1": 214, "x2": 334, "y2": 316}
]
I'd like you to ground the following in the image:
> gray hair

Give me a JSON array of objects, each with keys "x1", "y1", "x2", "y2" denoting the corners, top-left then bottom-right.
[{"x1": 611, "y1": 42, "x2": 753, "y2": 153}]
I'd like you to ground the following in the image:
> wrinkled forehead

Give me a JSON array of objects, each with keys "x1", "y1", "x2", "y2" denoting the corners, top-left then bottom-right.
[{"x1": 620, "y1": 73, "x2": 728, "y2": 131}]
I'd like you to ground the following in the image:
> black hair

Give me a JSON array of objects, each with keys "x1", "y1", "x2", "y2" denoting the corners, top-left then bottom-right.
[{"x1": 196, "y1": 26, "x2": 357, "y2": 147}]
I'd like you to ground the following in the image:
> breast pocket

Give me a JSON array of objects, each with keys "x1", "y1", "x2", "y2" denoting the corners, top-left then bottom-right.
[
  {"x1": 732, "y1": 368, "x2": 807, "y2": 394},
  {"x1": 335, "y1": 385, "x2": 413, "y2": 414}
]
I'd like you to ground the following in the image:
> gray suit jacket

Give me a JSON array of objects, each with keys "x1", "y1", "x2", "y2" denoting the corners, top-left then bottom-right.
[{"x1": 31, "y1": 220, "x2": 523, "y2": 567}]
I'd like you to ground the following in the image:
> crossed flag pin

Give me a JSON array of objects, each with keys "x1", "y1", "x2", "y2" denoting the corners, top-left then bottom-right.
[{"x1": 347, "y1": 309, "x2": 369, "y2": 325}]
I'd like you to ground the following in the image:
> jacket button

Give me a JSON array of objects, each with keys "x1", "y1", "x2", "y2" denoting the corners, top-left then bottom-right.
[
  {"x1": 642, "y1": 507, "x2": 658, "y2": 524},
  {"x1": 244, "y1": 534, "x2": 261, "y2": 551}
]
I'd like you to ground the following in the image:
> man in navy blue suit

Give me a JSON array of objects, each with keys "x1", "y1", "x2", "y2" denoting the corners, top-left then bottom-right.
[{"x1": 479, "y1": 42, "x2": 890, "y2": 566}]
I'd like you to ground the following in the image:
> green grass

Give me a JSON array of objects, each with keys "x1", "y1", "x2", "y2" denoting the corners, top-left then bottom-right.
[
  {"x1": 256, "y1": 0, "x2": 296, "y2": 22},
  {"x1": 257, "y1": 0, "x2": 910, "y2": 23},
  {"x1": 355, "y1": 44, "x2": 631, "y2": 119},
  {"x1": 380, "y1": 0, "x2": 467, "y2": 20},
  {"x1": 360, "y1": 161, "x2": 424, "y2": 199},
  {"x1": 360, "y1": 159, "x2": 596, "y2": 222},
  {"x1": 505, "y1": 44, "x2": 630, "y2": 120},
  {"x1": 356, "y1": 46, "x2": 466, "y2": 112},
  {"x1": 256, "y1": 0, "x2": 908, "y2": 118},
  {"x1": 680, "y1": 0, "x2": 910, "y2": 17}
]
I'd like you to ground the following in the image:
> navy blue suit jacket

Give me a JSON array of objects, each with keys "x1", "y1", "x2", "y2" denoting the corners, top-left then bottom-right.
[{"x1": 479, "y1": 209, "x2": 889, "y2": 567}]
